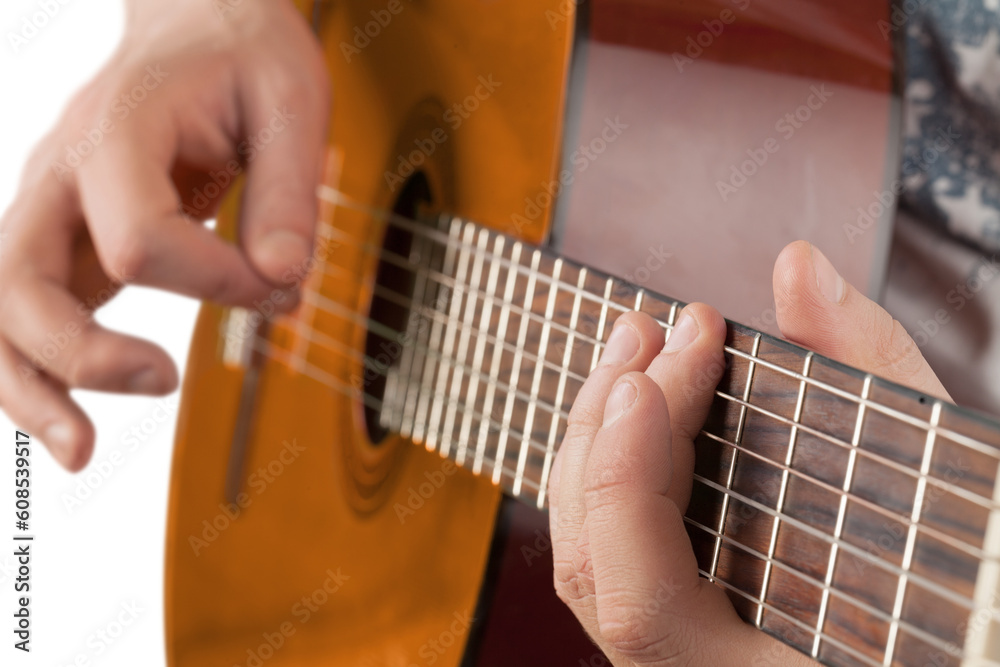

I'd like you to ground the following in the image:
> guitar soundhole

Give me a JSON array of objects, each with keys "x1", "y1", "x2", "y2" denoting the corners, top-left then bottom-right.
[{"x1": 363, "y1": 172, "x2": 433, "y2": 444}]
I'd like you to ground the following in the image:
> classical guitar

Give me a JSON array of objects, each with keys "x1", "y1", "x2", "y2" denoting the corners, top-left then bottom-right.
[{"x1": 163, "y1": 1, "x2": 1000, "y2": 666}]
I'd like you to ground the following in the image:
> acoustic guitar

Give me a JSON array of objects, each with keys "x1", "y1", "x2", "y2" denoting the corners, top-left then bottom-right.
[{"x1": 163, "y1": 1, "x2": 1000, "y2": 665}]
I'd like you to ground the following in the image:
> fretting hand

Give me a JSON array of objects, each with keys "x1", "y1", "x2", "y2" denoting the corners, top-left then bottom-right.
[{"x1": 548, "y1": 241, "x2": 952, "y2": 667}]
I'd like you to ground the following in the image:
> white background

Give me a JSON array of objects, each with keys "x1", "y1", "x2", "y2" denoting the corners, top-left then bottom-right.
[{"x1": 0, "y1": 2, "x2": 196, "y2": 665}]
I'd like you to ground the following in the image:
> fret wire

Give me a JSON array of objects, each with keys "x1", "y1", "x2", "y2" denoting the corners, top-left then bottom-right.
[
  {"x1": 302, "y1": 279, "x2": 572, "y2": 459},
  {"x1": 515, "y1": 257, "x2": 561, "y2": 497},
  {"x1": 514, "y1": 253, "x2": 562, "y2": 496},
  {"x1": 495, "y1": 247, "x2": 539, "y2": 487},
  {"x1": 814, "y1": 376, "x2": 871, "y2": 658},
  {"x1": 591, "y1": 278, "x2": 614, "y2": 370},
  {"x1": 757, "y1": 352, "x2": 814, "y2": 628},
  {"x1": 322, "y1": 221, "x2": 629, "y2": 366},
  {"x1": 254, "y1": 320, "x2": 992, "y2": 615},
  {"x1": 692, "y1": 565, "x2": 884, "y2": 667},
  {"x1": 265, "y1": 325, "x2": 989, "y2": 661},
  {"x1": 698, "y1": 426, "x2": 988, "y2": 564},
  {"x1": 692, "y1": 472, "x2": 983, "y2": 614},
  {"x1": 411, "y1": 217, "x2": 456, "y2": 446},
  {"x1": 321, "y1": 222, "x2": 1000, "y2": 506},
  {"x1": 711, "y1": 384, "x2": 997, "y2": 512},
  {"x1": 538, "y1": 266, "x2": 587, "y2": 509},
  {"x1": 317, "y1": 198, "x2": 1000, "y2": 464},
  {"x1": 425, "y1": 218, "x2": 467, "y2": 454},
  {"x1": 255, "y1": 332, "x2": 547, "y2": 497},
  {"x1": 684, "y1": 517, "x2": 965, "y2": 661},
  {"x1": 438, "y1": 222, "x2": 479, "y2": 460},
  {"x1": 302, "y1": 270, "x2": 1000, "y2": 552},
  {"x1": 710, "y1": 334, "x2": 762, "y2": 582},
  {"x1": 885, "y1": 401, "x2": 943, "y2": 665},
  {"x1": 304, "y1": 264, "x2": 1000, "y2": 557},
  {"x1": 398, "y1": 229, "x2": 436, "y2": 439},
  {"x1": 476, "y1": 240, "x2": 520, "y2": 476},
  {"x1": 456, "y1": 229, "x2": 496, "y2": 467}
]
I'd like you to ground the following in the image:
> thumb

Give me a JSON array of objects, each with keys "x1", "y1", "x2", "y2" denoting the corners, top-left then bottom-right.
[
  {"x1": 237, "y1": 53, "x2": 330, "y2": 286},
  {"x1": 773, "y1": 241, "x2": 950, "y2": 401}
]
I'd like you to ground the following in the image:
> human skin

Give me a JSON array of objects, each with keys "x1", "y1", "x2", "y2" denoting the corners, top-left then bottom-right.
[
  {"x1": 0, "y1": 0, "x2": 329, "y2": 471},
  {"x1": 0, "y1": 1, "x2": 956, "y2": 664},
  {"x1": 548, "y1": 242, "x2": 951, "y2": 666}
]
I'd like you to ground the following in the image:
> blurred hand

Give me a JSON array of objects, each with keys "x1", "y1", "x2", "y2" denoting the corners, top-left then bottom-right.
[
  {"x1": 0, "y1": 0, "x2": 329, "y2": 470},
  {"x1": 548, "y1": 241, "x2": 951, "y2": 666}
]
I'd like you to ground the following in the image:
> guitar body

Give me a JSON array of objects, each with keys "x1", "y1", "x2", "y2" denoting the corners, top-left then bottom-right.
[
  {"x1": 164, "y1": 1, "x2": 908, "y2": 665},
  {"x1": 166, "y1": 2, "x2": 581, "y2": 665}
]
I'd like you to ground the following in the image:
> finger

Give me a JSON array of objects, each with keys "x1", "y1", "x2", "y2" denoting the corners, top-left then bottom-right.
[
  {"x1": 237, "y1": 44, "x2": 330, "y2": 284},
  {"x1": 76, "y1": 121, "x2": 280, "y2": 305},
  {"x1": 773, "y1": 241, "x2": 951, "y2": 400},
  {"x1": 549, "y1": 312, "x2": 665, "y2": 537},
  {"x1": 549, "y1": 312, "x2": 666, "y2": 607},
  {"x1": 0, "y1": 339, "x2": 94, "y2": 471},
  {"x1": 583, "y1": 372, "x2": 742, "y2": 665},
  {"x1": 640, "y1": 303, "x2": 727, "y2": 512},
  {"x1": 2, "y1": 275, "x2": 177, "y2": 395}
]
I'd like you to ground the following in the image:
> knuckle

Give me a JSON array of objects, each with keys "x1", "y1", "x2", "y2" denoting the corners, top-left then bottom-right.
[
  {"x1": 100, "y1": 232, "x2": 150, "y2": 282},
  {"x1": 598, "y1": 608, "x2": 695, "y2": 666},
  {"x1": 553, "y1": 557, "x2": 593, "y2": 608},
  {"x1": 63, "y1": 352, "x2": 92, "y2": 388}
]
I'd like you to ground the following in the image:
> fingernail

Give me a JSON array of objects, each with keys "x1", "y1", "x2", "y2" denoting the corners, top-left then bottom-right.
[
  {"x1": 603, "y1": 380, "x2": 636, "y2": 426},
  {"x1": 43, "y1": 422, "x2": 72, "y2": 455},
  {"x1": 261, "y1": 229, "x2": 311, "y2": 269},
  {"x1": 129, "y1": 368, "x2": 163, "y2": 393},
  {"x1": 599, "y1": 323, "x2": 639, "y2": 367},
  {"x1": 664, "y1": 313, "x2": 698, "y2": 353},
  {"x1": 812, "y1": 245, "x2": 845, "y2": 304}
]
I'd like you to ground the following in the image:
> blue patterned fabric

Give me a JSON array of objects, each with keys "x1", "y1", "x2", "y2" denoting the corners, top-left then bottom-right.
[{"x1": 901, "y1": 0, "x2": 1000, "y2": 252}]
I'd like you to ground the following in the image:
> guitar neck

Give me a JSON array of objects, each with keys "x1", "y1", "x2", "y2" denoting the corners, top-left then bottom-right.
[{"x1": 314, "y1": 201, "x2": 1000, "y2": 666}]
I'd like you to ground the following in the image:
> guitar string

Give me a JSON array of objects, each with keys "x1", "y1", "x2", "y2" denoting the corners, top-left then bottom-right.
[
  {"x1": 244, "y1": 296, "x2": 995, "y2": 620},
  {"x1": 224, "y1": 188, "x2": 1000, "y2": 631},
  {"x1": 310, "y1": 214, "x2": 1000, "y2": 518},
  {"x1": 684, "y1": 517, "x2": 967, "y2": 658},
  {"x1": 259, "y1": 309, "x2": 980, "y2": 658},
  {"x1": 242, "y1": 332, "x2": 993, "y2": 654},
  {"x1": 318, "y1": 185, "x2": 1000, "y2": 465},
  {"x1": 308, "y1": 256, "x2": 994, "y2": 563}
]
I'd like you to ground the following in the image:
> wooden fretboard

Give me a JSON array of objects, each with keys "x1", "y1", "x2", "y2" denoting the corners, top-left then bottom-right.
[{"x1": 296, "y1": 201, "x2": 1000, "y2": 667}]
